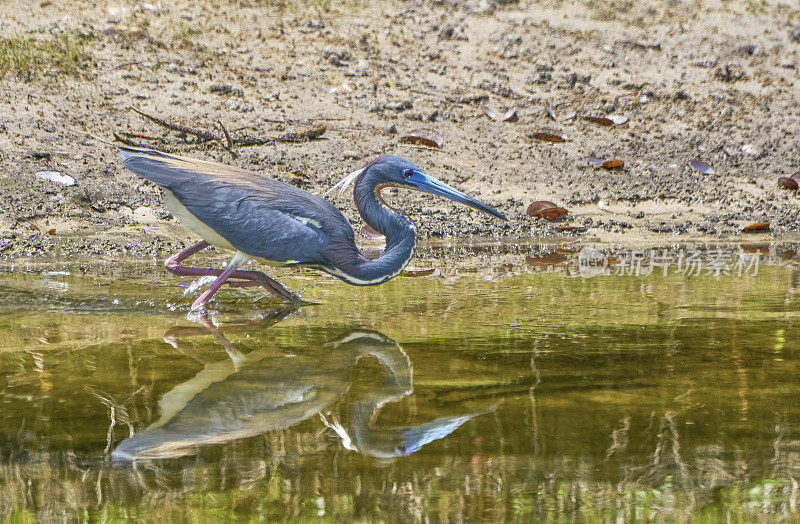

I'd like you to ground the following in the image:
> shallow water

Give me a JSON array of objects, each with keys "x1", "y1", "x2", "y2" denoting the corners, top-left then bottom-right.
[{"x1": 1, "y1": 242, "x2": 800, "y2": 521}]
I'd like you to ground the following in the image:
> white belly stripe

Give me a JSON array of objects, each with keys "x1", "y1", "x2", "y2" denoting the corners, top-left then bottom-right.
[{"x1": 164, "y1": 190, "x2": 235, "y2": 250}]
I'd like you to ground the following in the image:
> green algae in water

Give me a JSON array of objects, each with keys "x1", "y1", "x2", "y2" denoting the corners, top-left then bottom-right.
[{"x1": 0, "y1": 245, "x2": 800, "y2": 521}]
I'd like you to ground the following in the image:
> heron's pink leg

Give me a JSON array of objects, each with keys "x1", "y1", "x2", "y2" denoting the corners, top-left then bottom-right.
[
  {"x1": 190, "y1": 255, "x2": 245, "y2": 311},
  {"x1": 165, "y1": 240, "x2": 210, "y2": 270},
  {"x1": 164, "y1": 241, "x2": 299, "y2": 302}
]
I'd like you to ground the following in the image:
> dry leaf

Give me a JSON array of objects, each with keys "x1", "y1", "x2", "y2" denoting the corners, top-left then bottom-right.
[
  {"x1": 531, "y1": 129, "x2": 567, "y2": 142},
  {"x1": 29, "y1": 223, "x2": 40, "y2": 232},
  {"x1": 778, "y1": 173, "x2": 800, "y2": 190},
  {"x1": 586, "y1": 116, "x2": 614, "y2": 126},
  {"x1": 742, "y1": 222, "x2": 770, "y2": 232},
  {"x1": 586, "y1": 115, "x2": 627, "y2": 126},
  {"x1": 557, "y1": 225, "x2": 588, "y2": 233},
  {"x1": 46, "y1": 228, "x2": 56, "y2": 235},
  {"x1": 400, "y1": 131, "x2": 443, "y2": 149},
  {"x1": 527, "y1": 201, "x2": 568, "y2": 220},
  {"x1": 601, "y1": 159, "x2": 624, "y2": 169}
]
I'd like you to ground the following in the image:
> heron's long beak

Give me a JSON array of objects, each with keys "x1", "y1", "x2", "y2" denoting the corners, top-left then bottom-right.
[{"x1": 416, "y1": 175, "x2": 507, "y2": 221}]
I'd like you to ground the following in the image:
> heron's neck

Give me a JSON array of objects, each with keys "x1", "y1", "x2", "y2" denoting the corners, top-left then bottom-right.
[{"x1": 333, "y1": 173, "x2": 415, "y2": 285}]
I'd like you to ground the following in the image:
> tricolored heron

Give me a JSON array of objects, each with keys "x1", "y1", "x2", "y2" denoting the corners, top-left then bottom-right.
[{"x1": 119, "y1": 146, "x2": 506, "y2": 311}]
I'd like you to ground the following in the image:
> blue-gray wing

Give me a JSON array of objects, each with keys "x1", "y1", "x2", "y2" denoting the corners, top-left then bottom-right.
[{"x1": 119, "y1": 146, "x2": 356, "y2": 264}]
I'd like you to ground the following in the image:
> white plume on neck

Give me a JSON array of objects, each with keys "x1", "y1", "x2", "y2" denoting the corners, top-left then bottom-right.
[{"x1": 325, "y1": 167, "x2": 366, "y2": 197}]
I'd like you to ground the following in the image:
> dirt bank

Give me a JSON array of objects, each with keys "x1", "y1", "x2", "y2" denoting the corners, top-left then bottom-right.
[{"x1": 0, "y1": 0, "x2": 798, "y2": 260}]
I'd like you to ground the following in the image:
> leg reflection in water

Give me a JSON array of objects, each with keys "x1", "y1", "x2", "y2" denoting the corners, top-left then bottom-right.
[{"x1": 112, "y1": 310, "x2": 498, "y2": 462}]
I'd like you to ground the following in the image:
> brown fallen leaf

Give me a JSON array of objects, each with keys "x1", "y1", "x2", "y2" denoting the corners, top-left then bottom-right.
[
  {"x1": 29, "y1": 223, "x2": 40, "y2": 232},
  {"x1": 46, "y1": 228, "x2": 56, "y2": 235},
  {"x1": 401, "y1": 267, "x2": 438, "y2": 277},
  {"x1": 742, "y1": 222, "x2": 770, "y2": 233},
  {"x1": 531, "y1": 129, "x2": 567, "y2": 142},
  {"x1": 601, "y1": 159, "x2": 624, "y2": 169},
  {"x1": 586, "y1": 116, "x2": 614, "y2": 126},
  {"x1": 778, "y1": 172, "x2": 800, "y2": 190},
  {"x1": 585, "y1": 115, "x2": 627, "y2": 126},
  {"x1": 400, "y1": 131, "x2": 443, "y2": 149},
  {"x1": 527, "y1": 201, "x2": 568, "y2": 220},
  {"x1": 557, "y1": 225, "x2": 588, "y2": 233},
  {"x1": 689, "y1": 159, "x2": 715, "y2": 175}
]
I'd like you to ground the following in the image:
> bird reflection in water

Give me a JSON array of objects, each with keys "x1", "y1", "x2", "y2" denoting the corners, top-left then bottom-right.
[{"x1": 112, "y1": 309, "x2": 495, "y2": 461}]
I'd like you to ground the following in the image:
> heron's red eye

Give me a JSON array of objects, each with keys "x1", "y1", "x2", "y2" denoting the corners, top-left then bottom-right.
[{"x1": 403, "y1": 169, "x2": 414, "y2": 178}]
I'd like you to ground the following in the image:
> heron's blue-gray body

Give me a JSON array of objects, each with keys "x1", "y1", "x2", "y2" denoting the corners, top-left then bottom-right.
[
  {"x1": 119, "y1": 146, "x2": 505, "y2": 309},
  {"x1": 121, "y1": 148, "x2": 415, "y2": 285}
]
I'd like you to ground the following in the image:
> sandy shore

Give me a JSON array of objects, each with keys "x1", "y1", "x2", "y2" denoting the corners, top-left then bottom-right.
[{"x1": 0, "y1": 0, "x2": 798, "y2": 260}]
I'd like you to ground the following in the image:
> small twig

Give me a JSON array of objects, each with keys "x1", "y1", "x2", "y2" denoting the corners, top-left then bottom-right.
[
  {"x1": 263, "y1": 116, "x2": 346, "y2": 124},
  {"x1": 113, "y1": 132, "x2": 154, "y2": 148},
  {"x1": 217, "y1": 119, "x2": 235, "y2": 148},
  {"x1": 233, "y1": 125, "x2": 326, "y2": 147},
  {"x1": 130, "y1": 108, "x2": 326, "y2": 149},
  {"x1": 117, "y1": 131, "x2": 161, "y2": 140},
  {"x1": 132, "y1": 107, "x2": 218, "y2": 141}
]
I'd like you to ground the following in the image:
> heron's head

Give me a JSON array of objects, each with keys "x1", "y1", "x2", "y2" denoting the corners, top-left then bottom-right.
[
  {"x1": 328, "y1": 156, "x2": 507, "y2": 221},
  {"x1": 369, "y1": 156, "x2": 507, "y2": 221}
]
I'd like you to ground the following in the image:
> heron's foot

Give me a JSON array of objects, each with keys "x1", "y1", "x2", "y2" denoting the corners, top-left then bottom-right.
[
  {"x1": 190, "y1": 289, "x2": 217, "y2": 313},
  {"x1": 170, "y1": 265, "x2": 300, "y2": 305},
  {"x1": 165, "y1": 245, "x2": 302, "y2": 306},
  {"x1": 225, "y1": 269, "x2": 301, "y2": 303}
]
